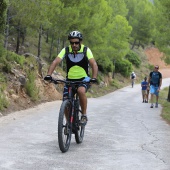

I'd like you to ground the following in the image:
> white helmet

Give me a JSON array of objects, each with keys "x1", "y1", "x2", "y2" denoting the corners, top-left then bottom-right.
[{"x1": 68, "y1": 31, "x2": 83, "y2": 40}]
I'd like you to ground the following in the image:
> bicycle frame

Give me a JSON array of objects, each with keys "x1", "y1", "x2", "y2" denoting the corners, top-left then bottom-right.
[{"x1": 67, "y1": 85, "x2": 80, "y2": 128}]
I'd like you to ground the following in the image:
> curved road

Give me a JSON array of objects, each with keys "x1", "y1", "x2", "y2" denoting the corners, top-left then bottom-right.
[{"x1": 0, "y1": 78, "x2": 170, "y2": 170}]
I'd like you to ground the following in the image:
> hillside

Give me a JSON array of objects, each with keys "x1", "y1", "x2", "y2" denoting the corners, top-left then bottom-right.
[
  {"x1": 145, "y1": 47, "x2": 170, "y2": 78},
  {"x1": 1, "y1": 46, "x2": 170, "y2": 116}
]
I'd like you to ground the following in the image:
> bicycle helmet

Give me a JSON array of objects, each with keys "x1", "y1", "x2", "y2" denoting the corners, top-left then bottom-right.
[{"x1": 68, "y1": 31, "x2": 83, "y2": 40}]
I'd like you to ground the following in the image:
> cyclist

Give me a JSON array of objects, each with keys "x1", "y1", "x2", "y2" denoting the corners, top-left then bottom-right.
[
  {"x1": 130, "y1": 71, "x2": 136, "y2": 87},
  {"x1": 44, "y1": 30, "x2": 98, "y2": 125},
  {"x1": 148, "y1": 65, "x2": 162, "y2": 108}
]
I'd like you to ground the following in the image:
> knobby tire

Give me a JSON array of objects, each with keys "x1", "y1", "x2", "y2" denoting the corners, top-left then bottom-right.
[
  {"x1": 74, "y1": 100, "x2": 85, "y2": 144},
  {"x1": 58, "y1": 100, "x2": 72, "y2": 153}
]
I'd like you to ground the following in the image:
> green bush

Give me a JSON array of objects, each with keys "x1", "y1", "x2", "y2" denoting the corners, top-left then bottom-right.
[
  {"x1": 0, "y1": 43, "x2": 5, "y2": 56},
  {"x1": 0, "y1": 55, "x2": 12, "y2": 73},
  {"x1": 125, "y1": 51, "x2": 141, "y2": 68},
  {"x1": 25, "y1": 71, "x2": 39, "y2": 101},
  {"x1": 96, "y1": 56, "x2": 114, "y2": 74},
  {"x1": 2, "y1": 60, "x2": 12, "y2": 73},
  {"x1": 147, "y1": 63, "x2": 154, "y2": 71},
  {"x1": 159, "y1": 87, "x2": 170, "y2": 123},
  {"x1": 0, "y1": 45, "x2": 6, "y2": 70},
  {"x1": 115, "y1": 59, "x2": 132, "y2": 77},
  {"x1": 0, "y1": 51, "x2": 25, "y2": 72},
  {"x1": 6, "y1": 51, "x2": 25, "y2": 67},
  {"x1": 0, "y1": 94, "x2": 9, "y2": 110},
  {"x1": 0, "y1": 83, "x2": 9, "y2": 111},
  {"x1": 111, "y1": 79, "x2": 119, "y2": 88},
  {"x1": 0, "y1": 72, "x2": 7, "y2": 83}
]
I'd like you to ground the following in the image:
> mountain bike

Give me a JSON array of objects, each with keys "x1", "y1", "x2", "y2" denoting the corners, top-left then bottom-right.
[{"x1": 51, "y1": 78, "x2": 94, "y2": 153}]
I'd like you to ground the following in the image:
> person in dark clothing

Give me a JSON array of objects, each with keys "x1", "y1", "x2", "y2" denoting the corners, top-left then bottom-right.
[{"x1": 148, "y1": 65, "x2": 162, "y2": 108}]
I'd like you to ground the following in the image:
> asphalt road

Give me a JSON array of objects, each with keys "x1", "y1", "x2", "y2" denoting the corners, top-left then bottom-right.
[{"x1": 0, "y1": 78, "x2": 170, "y2": 170}]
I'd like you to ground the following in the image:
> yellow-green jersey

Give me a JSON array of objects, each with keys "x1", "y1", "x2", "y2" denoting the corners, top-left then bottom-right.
[{"x1": 58, "y1": 44, "x2": 94, "y2": 79}]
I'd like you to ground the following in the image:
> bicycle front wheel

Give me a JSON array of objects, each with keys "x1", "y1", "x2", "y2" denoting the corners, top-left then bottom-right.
[
  {"x1": 74, "y1": 100, "x2": 85, "y2": 144},
  {"x1": 58, "y1": 100, "x2": 72, "y2": 153}
]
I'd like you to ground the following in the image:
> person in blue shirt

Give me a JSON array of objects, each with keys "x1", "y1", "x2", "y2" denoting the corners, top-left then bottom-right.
[{"x1": 141, "y1": 77, "x2": 148, "y2": 103}]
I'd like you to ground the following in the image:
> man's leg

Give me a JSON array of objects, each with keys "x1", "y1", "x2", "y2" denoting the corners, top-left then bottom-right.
[
  {"x1": 150, "y1": 85, "x2": 154, "y2": 108},
  {"x1": 63, "y1": 85, "x2": 69, "y2": 121},
  {"x1": 77, "y1": 86, "x2": 88, "y2": 125},
  {"x1": 142, "y1": 91, "x2": 144, "y2": 102},
  {"x1": 156, "y1": 95, "x2": 159, "y2": 103},
  {"x1": 150, "y1": 93, "x2": 154, "y2": 108},
  {"x1": 144, "y1": 91, "x2": 147, "y2": 102},
  {"x1": 146, "y1": 90, "x2": 149, "y2": 102},
  {"x1": 155, "y1": 88, "x2": 159, "y2": 108},
  {"x1": 155, "y1": 95, "x2": 159, "y2": 108},
  {"x1": 77, "y1": 86, "x2": 87, "y2": 115}
]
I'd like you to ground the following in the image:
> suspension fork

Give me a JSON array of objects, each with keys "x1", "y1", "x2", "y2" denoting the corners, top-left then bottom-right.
[{"x1": 68, "y1": 86, "x2": 74, "y2": 124}]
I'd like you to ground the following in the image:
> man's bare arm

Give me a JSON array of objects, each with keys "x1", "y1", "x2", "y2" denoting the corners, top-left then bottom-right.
[
  {"x1": 159, "y1": 78, "x2": 162, "y2": 88},
  {"x1": 89, "y1": 58, "x2": 98, "y2": 78},
  {"x1": 47, "y1": 57, "x2": 62, "y2": 75},
  {"x1": 148, "y1": 76, "x2": 151, "y2": 86}
]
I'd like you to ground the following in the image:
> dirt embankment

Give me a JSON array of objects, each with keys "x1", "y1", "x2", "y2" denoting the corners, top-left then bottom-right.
[{"x1": 145, "y1": 47, "x2": 170, "y2": 78}]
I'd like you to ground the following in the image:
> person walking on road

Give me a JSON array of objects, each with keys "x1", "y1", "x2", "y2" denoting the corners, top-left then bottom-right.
[
  {"x1": 44, "y1": 30, "x2": 98, "y2": 125},
  {"x1": 130, "y1": 71, "x2": 136, "y2": 88},
  {"x1": 141, "y1": 77, "x2": 148, "y2": 103},
  {"x1": 148, "y1": 65, "x2": 162, "y2": 108}
]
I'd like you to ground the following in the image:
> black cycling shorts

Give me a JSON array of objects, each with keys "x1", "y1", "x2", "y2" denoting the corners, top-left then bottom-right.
[{"x1": 62, "y1": 78, "x2": 90, "y2": 101}]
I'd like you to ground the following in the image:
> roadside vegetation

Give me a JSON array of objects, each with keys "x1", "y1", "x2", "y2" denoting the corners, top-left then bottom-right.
[{"x1": 159, "y1": 87, "x2": 170, "y2": 124}]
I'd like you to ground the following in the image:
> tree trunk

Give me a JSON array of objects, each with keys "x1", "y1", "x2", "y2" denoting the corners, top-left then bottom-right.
[
  {"x1": 56, "y1": 37, "x2": 60, "y2": 55},
  {"x1": 60, "y1": 39, "x2": 65, "y2": 69},
  {"x1": 37, "y1": 24, "x2": 42, "y2": 58},
  {"x1": 37, "y1": 24, "x2": 43, "y2": 77},
  {"x1": 49, "y1": 34, "x2": 54, "y2": 59},
  {"x1": 131, "y1": 39, "x2": 136, "y2": 50},
  {"x1": 46, "y1": 29, "x2": 49, "y2": 43},
  {"x1": 4, "y1": 8, "x2": 9, "y2": 49},
  {"x1": 21, "y1": 27, "x2": 26, "y2": 45},
  {"x1": 16, "y1": 21, "x2": 20, "y2": 54},
  {"x1": 112, "y1": 59, "x2": 116, "y2": 79}
]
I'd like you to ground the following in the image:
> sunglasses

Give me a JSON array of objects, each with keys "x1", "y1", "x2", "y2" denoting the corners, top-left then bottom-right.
[
  {"x1": 70, "y1": 41, "x2": 80, "y2": 45},
  {"x1": 155, "y1": 67, "x2": 159, "y2": 69}
]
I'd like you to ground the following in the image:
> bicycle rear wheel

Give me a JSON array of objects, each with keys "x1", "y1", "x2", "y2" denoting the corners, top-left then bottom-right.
[
  {"x1": 74, "y1": 100, "x2": 85, "y2": 144},
  {"x1": 58, "y1": 100, "x2": 72, "y2": 152}
]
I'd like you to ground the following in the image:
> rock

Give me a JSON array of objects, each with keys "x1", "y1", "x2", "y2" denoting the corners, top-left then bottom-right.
[
  {"x1": 11, "y1": 94, "x2": 19, "y2": 101},
  {"x1": 25, "y1": 42, "x2": 30, "y2": 47},
  {"x1": 30, "y1": 63, "x2": 34, "y2": 70},
  {"x1": 19, "y1": 76, "x2": 26, "y2": 86},
  {"x1": 12, "y1": 82, "x2": 21, "y2": 94}
]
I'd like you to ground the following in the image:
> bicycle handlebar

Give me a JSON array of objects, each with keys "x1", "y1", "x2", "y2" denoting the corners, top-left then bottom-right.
[{"x1": 50, "y1": 78, "x2": 97, "y2": 85}]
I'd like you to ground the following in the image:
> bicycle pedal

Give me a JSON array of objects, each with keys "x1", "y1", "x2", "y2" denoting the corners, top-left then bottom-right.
[
  {"x1": 72, "y1": 127, "x2": 76, "y2": 134},
  {"x1": 64, "y1": 127, "x2": 70, "y2": 135},
  {"x1": 79, "y1": 121, "x2": 86, "y2": 126}
]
